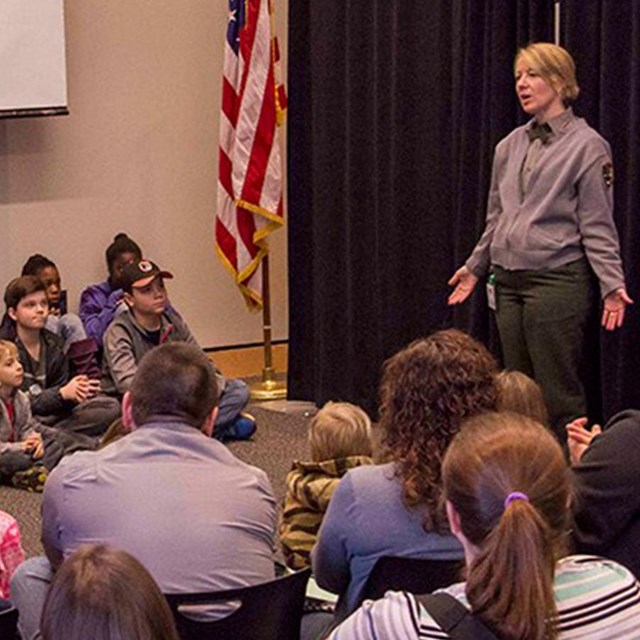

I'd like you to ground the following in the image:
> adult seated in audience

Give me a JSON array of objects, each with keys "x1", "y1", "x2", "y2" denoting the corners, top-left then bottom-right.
[
  {"x1": 0, "y1": 277, "x2": 120, "y2": 439},
  {"x1": 79, "y1": 233, "x2": 142, "y2": 347},
  {"x1": 40, "y1": 544, "x2": 179, "y2": 640},
  {"x1": 496, "y1": 369, "x2": 549, "y2": 425},
  {"x1": 280, "y1": 401, "x2": 374, "y2": 570},
  {"x1": 101, "y1": 258, "x2": 256, "y2": 440},
  {"x1": 567, "y1": 410, "x2": 640, "y2": 579},
  {"x1": 312, "y1": 329, "x2": 498, "y2": 622},
  {"x1": 331, "y1": 412, "x2": 640, "y2": 639},
  {"x1": 11, "y1": 342, "x2": 276, "y2": 640}
]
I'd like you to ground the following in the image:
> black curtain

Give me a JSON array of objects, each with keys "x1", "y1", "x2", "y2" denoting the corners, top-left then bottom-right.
[
  {"x1": 562, "y1": 1, "x2": 640, "y2": 418},
  {"x1": 287, "y1": 1, "x2": 554, "y2": 416}
]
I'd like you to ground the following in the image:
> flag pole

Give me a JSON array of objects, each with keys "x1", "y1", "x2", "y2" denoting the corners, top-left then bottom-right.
[{"x1": 249, "y1": 252, "x2": 287, "y2": 399}]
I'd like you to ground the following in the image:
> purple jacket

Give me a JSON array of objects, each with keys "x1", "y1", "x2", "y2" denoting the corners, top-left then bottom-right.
[{"x1": 79, "y1": 280, "x2": 124, "y2": 346}]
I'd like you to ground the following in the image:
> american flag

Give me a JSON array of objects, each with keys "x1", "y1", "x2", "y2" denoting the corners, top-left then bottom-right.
[{"x1": 216, "y1": 0, "x2": 286, "y2": 309}]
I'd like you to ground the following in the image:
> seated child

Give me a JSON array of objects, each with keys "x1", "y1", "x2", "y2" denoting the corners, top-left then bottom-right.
[
  {"x1": 0, "y1": 277, "x2": 120, "y2": 439},
  {"x1": 21, "y1": 254, "x2": 100, "y2": 378},
  {"x1": 101, "y1": 259, "x2": 255, "y2": 441},
  {"x1": 0, "y1": 339, "x2": 48, "y2": 491},
  {"x1": 0, "y1": 509, "x2": 25, "y2": 599},
  {"x1": 496, "y1": 370, "x2": 549, "y2": 426},
  {"x1": 280, "y1": 401, "x2": 374, "y2": 570},
  {"x1": 40, "y1": 544, "x2": 179, "y2": 640},
  {"x1": 0, "y1": 339, "x2": 96, "y2": 484},
  {"x1": 79, "y1": 233, "x2": 142, "y2": 347}
]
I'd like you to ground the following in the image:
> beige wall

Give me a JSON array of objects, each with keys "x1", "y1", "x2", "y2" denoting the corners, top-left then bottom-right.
[{"x1": 0, "y1": 0, "x2": 289, "y2": 351}]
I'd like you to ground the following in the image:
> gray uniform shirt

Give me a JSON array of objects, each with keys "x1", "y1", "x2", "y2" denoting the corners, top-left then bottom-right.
[{"x1": 466, "y1": 108, "x2": 625, "y2": 298}]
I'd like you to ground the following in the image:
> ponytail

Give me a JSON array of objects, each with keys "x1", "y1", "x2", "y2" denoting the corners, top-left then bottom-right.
[
  {"x1": 443, "y1": 412, "x2": 570, "y2": 640},
  {"x1": 466, "y1": 499, "x2": 558, "y2": 639}
]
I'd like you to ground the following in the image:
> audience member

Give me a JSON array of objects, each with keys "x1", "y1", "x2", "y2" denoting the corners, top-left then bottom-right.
[
  {"x1": 0, "y1": 277, "x2": 120, "y2": 439},
  {"x1": 101, "y1": 258, "x2": 255, "y2": 440},
  {"x1": 79, "y1": 233, "x2": 142, "y2": 347},
  {"x1": 21, "y1": 254, "x2": 101, "y2": 378},
  {"x1": 280, "y1": 401, "x2": 373, "y2": 570},
  {"x1": 312, "y1": 329, "x2": 497, "y2": 622},
  {"x1": 10, "y1": 342, "x2": 276, "y2": 640},
  {"x1": 331, "y1": 412, "x2": 640, "y2": 639},
  {"x1": 567, "y1": 410, "x2": 640, "y2": 579},
  {"x1": 0, "y1": 340, "x2": 48, "y2": 491},
  {"x1": 0, "y1": 509, "x2": 24, "y2": 599},
  {"x1": 40, "y1": 544, "x2": 179, "y2": 640},
  {"x1": 496, "y1": 369, "x2": 549, "y2": 425}
]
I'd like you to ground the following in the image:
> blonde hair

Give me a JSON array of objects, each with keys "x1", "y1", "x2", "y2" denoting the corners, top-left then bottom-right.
[
  {"x1": 515, "y1": 42, "x2": 580, "y2": 104},
  {"x1": 0, "y1": 339, "x2": 19, "y2": 363},
  {"x1": 443, "y1": 412, "x2": 570, "y2": 640},
  {"x1": 309, "y1": 401, "x2": 372, "y2": 462},
  {"x1": 496, "y1": 370, "x2": 549, "y2": 426}
]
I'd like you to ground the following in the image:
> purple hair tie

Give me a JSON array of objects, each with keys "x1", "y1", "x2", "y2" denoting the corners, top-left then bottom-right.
[{"x1": 504, "y1": 492, "x2": 529, "y2": 508}]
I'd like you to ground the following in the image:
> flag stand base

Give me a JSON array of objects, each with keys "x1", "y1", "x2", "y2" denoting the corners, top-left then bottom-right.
[{"x1": 250, "y1": 367, "x2": 287, "y2": 400}]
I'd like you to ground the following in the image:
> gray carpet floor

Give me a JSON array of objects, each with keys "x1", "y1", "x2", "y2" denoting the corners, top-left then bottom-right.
[{"x1": 0, "y1": 402, "x2": 315, "y2": 559}]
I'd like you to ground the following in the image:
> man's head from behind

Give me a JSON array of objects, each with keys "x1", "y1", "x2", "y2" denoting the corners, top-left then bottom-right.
[{"x1": 123, "y1": 343, "x2": 219, "y2": 434}]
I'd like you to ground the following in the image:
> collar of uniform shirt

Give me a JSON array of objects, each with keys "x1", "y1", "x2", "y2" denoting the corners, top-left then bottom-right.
[{"x1": 527, "y1": 107, "x2": 574, "y2": 144}]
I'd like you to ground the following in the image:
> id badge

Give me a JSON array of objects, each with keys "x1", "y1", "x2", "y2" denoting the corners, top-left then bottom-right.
[{"x1": 486, "y1": 274, "x2": 497, "y2": 311}]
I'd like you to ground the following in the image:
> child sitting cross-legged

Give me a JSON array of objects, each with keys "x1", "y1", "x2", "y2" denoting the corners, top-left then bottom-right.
[
  {"x1": 0, "y1": 277, "x2": 121, "y2": 440},
  {"x1": 280, "y1": 402, "x2": 374, "y2": 570},
  {"x1": 21, "y1": 254, "x2": 101, "y2": 378},
  {"x1": 0, "y1": 339, "x2": 49, "y2": 491},
  {"x1": 102, "y1": 259, "x2": 256, "y2": 441},
  {"x1": 0, "y1": 338, "x2": 95, "y2": 489}
]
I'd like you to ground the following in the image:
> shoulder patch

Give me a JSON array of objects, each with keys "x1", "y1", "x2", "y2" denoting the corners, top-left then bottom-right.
[{"x1": 603, "y1": 162, "x2": 614, "y2": 188}]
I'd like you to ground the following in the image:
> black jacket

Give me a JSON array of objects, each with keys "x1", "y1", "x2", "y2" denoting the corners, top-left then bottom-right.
[
  {"x1": 572, "y1": 410, "x2": 640, "y2": 577},
  {"x1": 0, "y1": 324, "x2": 75, "y2": 416}
]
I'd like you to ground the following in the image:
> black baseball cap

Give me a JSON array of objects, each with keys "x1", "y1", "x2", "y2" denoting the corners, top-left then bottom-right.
[{"x1": 121, "y1": 259, "x2": 173, "y2": 293}]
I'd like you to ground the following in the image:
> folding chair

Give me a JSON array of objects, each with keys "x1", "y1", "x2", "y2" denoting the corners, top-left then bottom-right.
[{"x1": 165, "y1": 567, "x2": 311, "y2": 640}]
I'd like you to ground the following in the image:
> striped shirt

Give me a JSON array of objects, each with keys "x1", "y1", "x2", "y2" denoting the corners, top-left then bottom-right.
[{"x1": 329, "y1": 556, "x2": 640, "y2": 639}]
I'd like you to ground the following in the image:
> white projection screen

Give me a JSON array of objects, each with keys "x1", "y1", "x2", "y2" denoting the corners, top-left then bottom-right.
[{"x1": 0, "y1": 0, "x2": 68, "y2": 118}]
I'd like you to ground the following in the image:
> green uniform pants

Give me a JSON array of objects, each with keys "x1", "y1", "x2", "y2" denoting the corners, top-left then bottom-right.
[{"x1": 493, "y1": 259, "x2": 596, "y2": 440}]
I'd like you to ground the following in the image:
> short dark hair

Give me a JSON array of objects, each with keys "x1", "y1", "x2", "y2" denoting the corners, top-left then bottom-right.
[
  {"x1": 130, "y1": 342, "x2": 219, "y2": 427},
  {"x1": 1, "y1": 276, "x2": 48, "y2": 332},
  {"x1": 4, "y1": 276, "x2": 47, "y2": 312},
  {"x1": 106, "y1": 233, "x2": 142, "y2": 273},
  {"x1": 40, "y1": 544, "x2": 179, "y2": 640},
  {"x1": 21, "y1": 254, "x2": 56, "y2": 277}
]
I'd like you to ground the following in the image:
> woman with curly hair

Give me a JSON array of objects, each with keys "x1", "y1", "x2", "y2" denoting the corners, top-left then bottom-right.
[
  {"x1": 312, "y1": 329, "x2": 498, "y2": 624},
  {"x1": 331, "y1": 413, "x2": 640, "y2": 639}
]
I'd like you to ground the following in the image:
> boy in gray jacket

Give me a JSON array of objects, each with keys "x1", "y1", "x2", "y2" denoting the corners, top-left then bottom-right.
[{"x1": 102, "y1": 259, "x2": 255, "y2": 440}]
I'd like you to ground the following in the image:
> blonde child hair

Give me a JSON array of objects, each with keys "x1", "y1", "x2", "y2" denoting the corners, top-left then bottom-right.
[
  {"x1": 309, "y1": 401, "x2": 372, "y2": 462},
  {"x1": 496, "y1": 370, "x2": 549, "y2": 426},
  {"x1": 0, "y1": 341, "x2": 20, "y2": 392},
  {"x1": 0, "y1": 340, "x2": 18, "y2": 364}
]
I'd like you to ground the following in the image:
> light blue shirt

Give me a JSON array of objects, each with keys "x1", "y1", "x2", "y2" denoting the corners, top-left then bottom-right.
[
  {"x1": 312, "y1": 462, "x2": 463, "y2": 621},
  {"x1": 42, "y1": 420, "x2": 277, "y2": 592}
]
